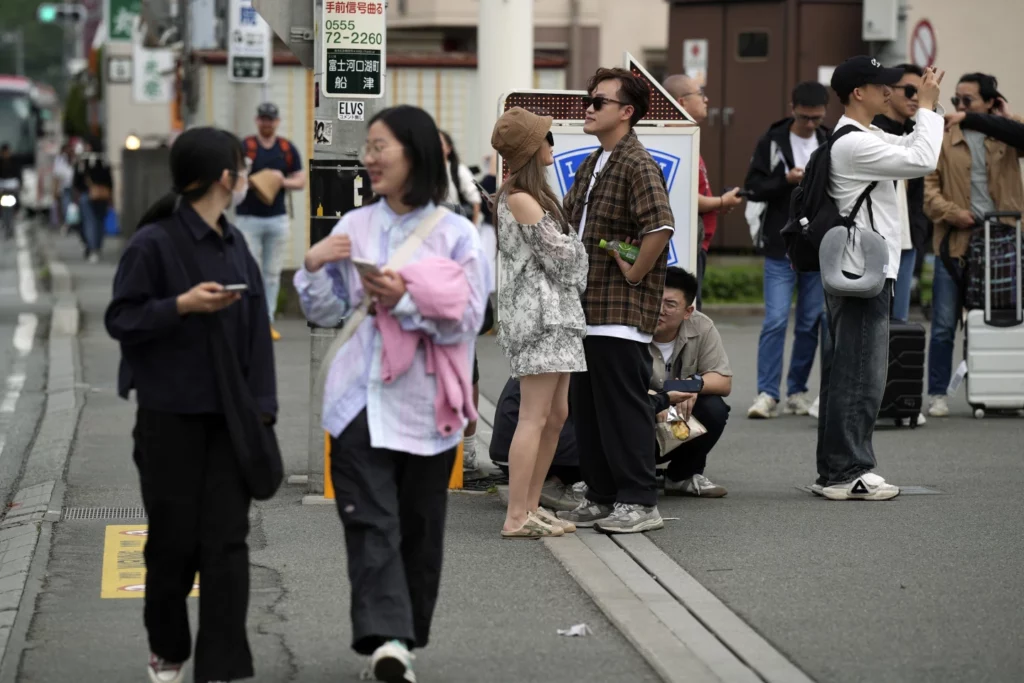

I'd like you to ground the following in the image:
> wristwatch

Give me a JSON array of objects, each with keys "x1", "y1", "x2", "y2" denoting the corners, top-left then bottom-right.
[{"x1": 691, "y1": 374, "x2": 705, "y2": 393}]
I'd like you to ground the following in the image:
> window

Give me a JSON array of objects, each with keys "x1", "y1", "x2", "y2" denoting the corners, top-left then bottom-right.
[{"x1": 736, "y1": 31, "x2": 769, "y2": 60}]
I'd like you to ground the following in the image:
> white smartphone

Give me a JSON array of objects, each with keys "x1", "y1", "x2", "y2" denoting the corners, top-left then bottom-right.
[
  {"x1": 352, "y1": 258, "x2": 382, "y2": 278},
  {"x1": 223, "y1": 284, "x2": 248, "y2": 292}
]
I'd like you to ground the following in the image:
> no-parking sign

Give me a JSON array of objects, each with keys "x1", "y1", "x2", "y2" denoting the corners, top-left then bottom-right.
[{"x1": 910, "y1": 20, "x2": 937, "y2": 69}]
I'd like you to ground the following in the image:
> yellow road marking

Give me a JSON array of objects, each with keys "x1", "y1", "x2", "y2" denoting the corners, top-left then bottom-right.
[{"x1": 101, "y1": 525, "x2": 199, "y2": 599}]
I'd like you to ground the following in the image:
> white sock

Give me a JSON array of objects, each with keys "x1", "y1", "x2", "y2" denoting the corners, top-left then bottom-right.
[{"x1": 462, "y1": 434, "x2": 477, "y2": 468}]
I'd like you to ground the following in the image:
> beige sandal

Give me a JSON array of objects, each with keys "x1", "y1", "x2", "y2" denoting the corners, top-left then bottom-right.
[
  {"x1": 501, "y1": 511, "x2": 564, "y2": 539},
  {"x1": 535, "y1": 506, "x2": 576, "y2": 533}
]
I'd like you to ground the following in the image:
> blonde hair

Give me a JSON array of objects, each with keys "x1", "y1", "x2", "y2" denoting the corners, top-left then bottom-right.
[{"x1": 495, "y1": 150, "x2": 566, "y2": 229}]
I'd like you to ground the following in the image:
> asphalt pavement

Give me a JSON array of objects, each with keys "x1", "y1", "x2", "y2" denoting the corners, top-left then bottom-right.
[{"x1": 1, "y1": 226, "x2": 1022, "y2": 682}]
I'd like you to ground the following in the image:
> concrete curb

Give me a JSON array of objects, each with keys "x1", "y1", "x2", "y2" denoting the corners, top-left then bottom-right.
[{"x1": 0, "y1": 227, "x2": 82, "y2": 674}]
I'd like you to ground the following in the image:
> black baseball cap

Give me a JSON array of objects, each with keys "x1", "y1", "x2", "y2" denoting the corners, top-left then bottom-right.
[
  {"x1": 830, "y1": 56, "x2": 905, "y2": 99},
  {"x1": 257, "y1": 102, "x2": 280, "y2": 119}
]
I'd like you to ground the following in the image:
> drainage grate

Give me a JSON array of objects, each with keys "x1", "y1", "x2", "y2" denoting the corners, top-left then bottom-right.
[{"x1": 61, "y1": 506, "x2": 148, "y2": 521}]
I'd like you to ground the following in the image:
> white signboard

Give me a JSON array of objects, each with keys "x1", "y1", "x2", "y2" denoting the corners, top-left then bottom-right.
[
  {"x1": 683, "y1": 39, "x2": 708, "y2": 83},
  {"x1": 546, "y1": 127, "x2": 700, "y2": 274},
  {"x1": 107, "y1": 56, "x2": 132, "y2": 84},
  {"x1": 228, "y1": 0, "x2": 273, "y2": 83},
  {"x1": 131, "y1": 46, "x2": 174, "y2": 104},
  {"x1": 321, "y1": 0, "x2": 386, "y2": 98}
]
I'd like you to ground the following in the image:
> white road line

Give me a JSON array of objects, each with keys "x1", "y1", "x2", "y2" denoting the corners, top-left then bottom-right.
[
  {"x1": 13, "y1": 313, "x2": 37, "y2": 356},
  {"x1": 15, "y1": 222, "x2": 38, "y2": 303}
]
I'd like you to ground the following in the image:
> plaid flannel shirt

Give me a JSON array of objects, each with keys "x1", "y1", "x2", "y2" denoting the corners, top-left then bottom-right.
[{"x1": 564, "y1": 130, "x2": 675, "y2": 334}]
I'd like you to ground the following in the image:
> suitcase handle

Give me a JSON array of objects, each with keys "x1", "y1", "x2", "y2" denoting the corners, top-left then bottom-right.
[
  {"x1": 983, "y1": 211, "x2": 1023, "y2": 220},
  {"x1": 983, "y1": 215, "x2": 1023, "y2": 325}
]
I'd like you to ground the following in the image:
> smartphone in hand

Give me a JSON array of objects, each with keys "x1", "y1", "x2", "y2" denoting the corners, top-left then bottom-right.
[
  {"x1": 352, "y1": 258, "x2": 383, "y2": 279},
  {"x1": 223, "y1": 284, "x2": 249, "y2": 292},
  {"x1": 663, "y1": 377, "x2": 704, "y2": 393}
]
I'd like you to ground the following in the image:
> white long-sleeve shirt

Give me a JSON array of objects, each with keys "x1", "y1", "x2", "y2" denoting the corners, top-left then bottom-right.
[{"x1": 829, "y1": 108, "x2": 944, "y2": 278}]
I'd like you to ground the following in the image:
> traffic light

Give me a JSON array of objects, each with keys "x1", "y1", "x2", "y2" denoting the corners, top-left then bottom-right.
[{"x1": 37, "y1": 3, "x2": 87, "y2": 24}]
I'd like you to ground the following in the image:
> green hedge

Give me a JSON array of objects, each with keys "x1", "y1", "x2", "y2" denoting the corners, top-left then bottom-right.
[{"x1": 701, "y1": 264, "x2": 764, "y2": 304}]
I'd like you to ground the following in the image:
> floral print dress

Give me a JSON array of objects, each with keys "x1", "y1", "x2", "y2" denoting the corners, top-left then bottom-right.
[{"x1": 496, "y1": 195, "x2": 589, "y2": 378}]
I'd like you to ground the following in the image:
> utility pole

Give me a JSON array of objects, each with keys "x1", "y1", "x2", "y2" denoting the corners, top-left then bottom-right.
[
  {"x1": 254, "y1": 0, "x2": 388, "y2": 501},
  {"x1": 477, "y1": 0, "x2": 533, "y2": 166}
]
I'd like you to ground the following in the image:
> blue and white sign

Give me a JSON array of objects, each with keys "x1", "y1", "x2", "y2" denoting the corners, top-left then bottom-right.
[{"x1": 545, "y1": 128, "x2": 699, "y2": 272}]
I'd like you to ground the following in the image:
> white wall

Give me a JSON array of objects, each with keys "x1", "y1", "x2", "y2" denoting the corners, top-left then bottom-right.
[
  {"x1": 597, "y1": 0, "x2": 669, "y2": 69},
  {"x1": 905, "y1": 0, "x2": 1024, "y2": 106}
]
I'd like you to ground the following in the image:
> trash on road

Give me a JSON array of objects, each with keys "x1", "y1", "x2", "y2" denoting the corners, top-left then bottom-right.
[{"x1": 557, "y1": 623, "x2": 592, "y2": 637}]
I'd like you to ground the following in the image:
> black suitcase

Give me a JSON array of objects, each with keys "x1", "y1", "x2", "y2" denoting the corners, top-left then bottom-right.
[{"x1": 879, "y1": 320, "x2": 925, "y2": 428}]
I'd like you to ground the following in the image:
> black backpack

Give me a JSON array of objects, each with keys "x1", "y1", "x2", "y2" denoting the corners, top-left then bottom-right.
[{"x1": 781, "y1": 125, "x2": 877, "y2": 272}]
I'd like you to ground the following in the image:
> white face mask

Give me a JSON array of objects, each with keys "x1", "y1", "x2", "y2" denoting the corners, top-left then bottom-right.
[{"x1": 232, "y1": 187, "x2": 248, "y2": 208}]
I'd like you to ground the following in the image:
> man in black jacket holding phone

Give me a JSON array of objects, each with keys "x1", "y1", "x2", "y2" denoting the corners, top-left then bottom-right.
[{"x1": 743, "y1": 82, "x2": 830, "y2": 419}]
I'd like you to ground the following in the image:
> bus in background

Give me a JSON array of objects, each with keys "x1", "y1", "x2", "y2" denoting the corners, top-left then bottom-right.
[{"x1": 0, "y1": 75, "x2": 62, "y2": 218}]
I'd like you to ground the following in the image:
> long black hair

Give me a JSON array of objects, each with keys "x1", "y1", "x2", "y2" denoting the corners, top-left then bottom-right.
[
  {"x1": 136, "y1": 127, "x2": 246, "y2": 229},
  {"x1": 439, "y1": 129, "x2": 470, "y2": 206},
  {"x1": 366, "y1": 106, "x2": 448, "y2": 208}
]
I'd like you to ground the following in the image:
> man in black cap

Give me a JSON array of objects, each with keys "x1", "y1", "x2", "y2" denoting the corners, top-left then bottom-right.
[
  {"x1": 814, "y1": 57, "x2": 944, "y2": 501},
  {"x1": 238, "y1": 102, "x2": 306, "y2": 341}
]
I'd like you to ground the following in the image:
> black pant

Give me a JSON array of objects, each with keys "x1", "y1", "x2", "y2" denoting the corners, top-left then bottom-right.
[
  {"x1": 571, "y1": 336, "x2": 657, "y2": 507},
  {"x1": 659, "y1": 395, "x2": 730, "y2": 482},
  {"x1": 331, "y1": 410, "x2": 456, "y2": 656},
  {"x1": 132, "y1": 409, "x2": 253, "y2": 683}
]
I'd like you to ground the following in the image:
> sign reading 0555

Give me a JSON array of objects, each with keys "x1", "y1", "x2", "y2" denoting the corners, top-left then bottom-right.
[{"x1": 324, "y1": 19, "x2": 382, "y2": 45}]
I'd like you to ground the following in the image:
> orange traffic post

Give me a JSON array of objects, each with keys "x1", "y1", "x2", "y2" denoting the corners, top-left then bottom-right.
[
  {"x1": 323, "y1": 431, "x2": 335, "y2": 500},
  {"x1": 448, "y1": 442, "x2": 464, "y2": 490}
]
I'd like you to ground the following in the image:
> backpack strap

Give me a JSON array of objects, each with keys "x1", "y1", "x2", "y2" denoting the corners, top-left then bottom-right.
[
  {"x1": 244, "y1": 136, "x2": 258, "y2": 162},
  {"x1": 279, "y1": 138, "x2": 294, "y2": 170}
]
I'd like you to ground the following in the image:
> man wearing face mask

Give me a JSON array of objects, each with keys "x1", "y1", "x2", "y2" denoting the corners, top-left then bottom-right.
[
  {"x1": 923, "y1": 72, "x2": 1024, "y2": 418},
  {"x1": 872, "y1": 64, "x2": 933, "y2": 324}
]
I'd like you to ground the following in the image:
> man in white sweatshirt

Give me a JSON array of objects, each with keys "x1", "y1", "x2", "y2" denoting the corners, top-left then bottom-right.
[{"x1": 815, "y1": 57, "x2": 945, "y2": 501}]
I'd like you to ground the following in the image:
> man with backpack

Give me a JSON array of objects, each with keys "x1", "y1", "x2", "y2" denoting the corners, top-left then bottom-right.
[
  {"x1": 237, "y1": 102, "x2": 306, "y2": 341},
  {"x1": 744, "y1": 81, "x2": 830, "y2": 420},
  {"x1": 788, "y1": 56, "x2": 944, "y2": 501}
]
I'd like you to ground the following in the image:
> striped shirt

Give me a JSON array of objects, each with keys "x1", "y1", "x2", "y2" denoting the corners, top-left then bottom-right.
[{"x1": 294, "y1": 201, "x2": 489, "y2": 456}]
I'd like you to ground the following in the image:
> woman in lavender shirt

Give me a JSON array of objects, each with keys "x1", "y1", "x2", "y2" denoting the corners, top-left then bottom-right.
[{"x1": 294, "y1": 106, "x2": 488, "y2": 682}]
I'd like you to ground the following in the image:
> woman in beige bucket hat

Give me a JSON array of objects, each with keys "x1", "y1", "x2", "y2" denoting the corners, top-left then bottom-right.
[{"x1": 490, "y1": 107, "x2": 589, "y2": 539}]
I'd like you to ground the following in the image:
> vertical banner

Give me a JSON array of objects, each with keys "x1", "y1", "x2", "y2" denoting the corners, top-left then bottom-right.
[{"x1": 228, "y1": 0, "x2": 273, "y2": 83}]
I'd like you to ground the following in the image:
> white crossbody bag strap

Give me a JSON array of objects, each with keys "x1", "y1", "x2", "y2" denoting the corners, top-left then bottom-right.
[{"x1": 316, "y1": 206, "x2": 450, "y2": 393}]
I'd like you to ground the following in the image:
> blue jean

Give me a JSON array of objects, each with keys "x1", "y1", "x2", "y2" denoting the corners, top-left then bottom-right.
[
  {"x1": 756, "y1": 257, "x2": 824, "y2": 400},
  {"x1": 927, "y1": 258, "x2": 959, "y2": 396},
  {"x1": 816, "y1": 286, "x2": 891, "y2": 485},
  {"x1": 891, "y1": 248, "x2": 916, "y2": 322},
  {"x1": 80, "y1": 196, "x2": 105, "y2": 254},
  {"x1": 236, "y1": 214, "x2": 289, "y2": 322}
]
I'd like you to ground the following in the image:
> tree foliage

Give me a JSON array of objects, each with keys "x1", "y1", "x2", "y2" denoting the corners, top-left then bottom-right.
[{"x1": 0, "y1": 0, "x2": 69, "y2": 88}]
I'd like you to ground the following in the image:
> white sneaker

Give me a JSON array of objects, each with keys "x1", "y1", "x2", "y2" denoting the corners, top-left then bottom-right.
[
  {"x1": 87, "y1": 252, "x2": 99, "y2": 264},
  {"x1": 928, "y1": 395, "x2": 950, "y2": 417},
  {"x1": 664, "y1": 473, "x2": 727, "y2": 498},
  {"x1": 148, "y1": 655, "x2": 186, "y2": 683},
  {"x1": 900, "y1": 413, "x2": 927, "y2": 427},
  {"x1": 368, "y1": 640, "x2": 416, "y2": 683},
  {"x1": 784, "y1": 392, "x2": 813, "y2": 415},
  {"x1": 747, "y1": 392, "x2": 778, "y2": 419},
  {"x1": 809, "y1": 483, "x2": 825, "y2": 496},
  {"x1": 808, "y1": 396, "x2": 820, "y2": 419},
  {"x1": 821, "y1": 472, "x2": 900, "y2": 501}
]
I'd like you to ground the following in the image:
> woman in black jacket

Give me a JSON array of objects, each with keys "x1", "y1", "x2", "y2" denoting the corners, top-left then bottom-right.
[{"x1": 106, "y1": 127, "x2": 277, "y2": 683}]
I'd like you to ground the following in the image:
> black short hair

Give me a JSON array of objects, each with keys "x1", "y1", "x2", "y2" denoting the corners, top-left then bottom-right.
[
  {"x1": 664, "y1": 267, "x2": 699, "y2": 307},
  {"x1": 137, "y1": 126, "x2": 245, "y2": 230},
  {"x1": 959, "y1": 72, "x2": 1001, "y2": 103},
  {"x1": 895, "y1": 63, "x2": 925, "y2": 78},
  {"x1": 587, "y1": 67, "x2": 650, "y2": 127},
  {"x1": 791, "y1": 81, "x2": 829, "y2": 108},
  {"x1": 369, "y1": 105, "x2": 447, "y2": 207}
]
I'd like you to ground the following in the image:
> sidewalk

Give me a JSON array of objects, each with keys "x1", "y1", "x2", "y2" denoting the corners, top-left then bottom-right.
[{"x1": 6, "y1": 235, "x2": 659, "y2": 683}]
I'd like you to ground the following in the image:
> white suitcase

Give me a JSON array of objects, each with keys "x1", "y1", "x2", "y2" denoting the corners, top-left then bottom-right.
[{"x1": 965, "y1": 211, "x2": 1024, "y2": 418}]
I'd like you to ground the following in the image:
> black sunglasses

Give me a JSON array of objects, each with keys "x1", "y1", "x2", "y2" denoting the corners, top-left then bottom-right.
[
  {"x1": 893, "y1": 84, "x2": 918, "y2": 99},
  {"x1": 545, "y1": 131, "x2": 554, "y2": 148},
  {"x1": 582, "y1": 95, "x2": 626, "y2": 111},
  {"x1": 951, "y1": 95, "x2": 975, "y2": 108}
]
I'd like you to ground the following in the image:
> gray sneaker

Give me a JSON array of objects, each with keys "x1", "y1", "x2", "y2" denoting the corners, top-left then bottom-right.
[
  {"x1": 664, "y1": 474, "x2": 727, "y2": 498},
  {"x1": 556, "y1": 498, "x2": 613, "y2": 528},
  {"x1": 539, "y1": 478, "x2": 588, "y2": 512},
  {"x1": 594, "y1": 503, "x2": 664, "y2": 534}
]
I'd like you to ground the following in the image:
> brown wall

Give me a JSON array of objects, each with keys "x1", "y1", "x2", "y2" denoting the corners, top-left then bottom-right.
[
  {"x1": 535, "y1": 25, "x2": 601, "y2": 90},
  {"x1": 667, "y1": 0, "x2": 866, "y2": 250}
]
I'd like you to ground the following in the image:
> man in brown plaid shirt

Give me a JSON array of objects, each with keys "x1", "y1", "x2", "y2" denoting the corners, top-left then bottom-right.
[{"x1": 556, "y1": 67, "x2": 676, "y2": 534}]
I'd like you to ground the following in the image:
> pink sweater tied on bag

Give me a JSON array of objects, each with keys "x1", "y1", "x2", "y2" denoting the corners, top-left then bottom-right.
[{"x1": 374, "y1": 257, "x2": 478, "y2": 437}]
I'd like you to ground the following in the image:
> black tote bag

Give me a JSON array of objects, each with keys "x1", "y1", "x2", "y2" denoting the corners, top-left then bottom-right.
[{"x1": 160, "y1": 215, "x2": 283, "y2": 500}]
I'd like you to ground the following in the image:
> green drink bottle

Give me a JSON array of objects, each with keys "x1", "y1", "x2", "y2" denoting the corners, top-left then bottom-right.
[{"x1": 599, "y1": 238, "x2": 639, "y2": 264}]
